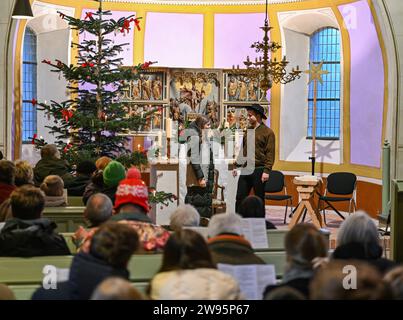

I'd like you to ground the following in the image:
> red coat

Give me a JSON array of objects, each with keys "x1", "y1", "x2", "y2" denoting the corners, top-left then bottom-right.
[{"x1": 0, "y1": 183, "x2": 16, "y2": 205}]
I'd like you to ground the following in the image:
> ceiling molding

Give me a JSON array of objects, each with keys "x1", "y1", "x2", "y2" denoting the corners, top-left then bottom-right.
[{"x1": 103, "y1": 0, "x2": 307, "y2": 6}]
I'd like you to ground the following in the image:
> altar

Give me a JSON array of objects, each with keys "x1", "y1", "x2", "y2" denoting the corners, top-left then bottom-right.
[{"x1": 148, "y1": 144, "x2": 239, "y2": 225}]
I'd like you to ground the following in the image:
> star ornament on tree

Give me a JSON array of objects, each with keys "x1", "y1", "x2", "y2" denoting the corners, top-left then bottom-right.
[{"x1": 304, "y1": 61, "x2": 329, "y2": 84}]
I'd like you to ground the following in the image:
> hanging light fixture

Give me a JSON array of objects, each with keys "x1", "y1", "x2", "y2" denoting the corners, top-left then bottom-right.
[
  {"x1": 232, "y1": 0, "x2": 301, "y2": 101},
  {"x1": 12, "y1": 0, "x2": 34, "y2": 20}
]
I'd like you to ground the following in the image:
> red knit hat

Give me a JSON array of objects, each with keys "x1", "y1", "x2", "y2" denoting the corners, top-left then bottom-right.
[
  {"x1": 114, "y1": 178, "x2": 149, "y2": 212},
  {"x1": 127, "y1": 167, "x2": 141, "y2": 179}
]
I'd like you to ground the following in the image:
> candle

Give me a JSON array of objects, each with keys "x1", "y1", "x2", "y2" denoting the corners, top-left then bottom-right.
[
  {"x1": 166, "y1": 118, "x2": 172, "y2": 139},
  {"x1": 137, "y1": 144, "x2": 141, "y2": 151}
]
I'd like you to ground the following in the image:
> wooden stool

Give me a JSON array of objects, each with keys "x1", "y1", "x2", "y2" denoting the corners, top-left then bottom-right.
[{"x1": 289, "y1": 176, "x2": 324, "y2": 229}]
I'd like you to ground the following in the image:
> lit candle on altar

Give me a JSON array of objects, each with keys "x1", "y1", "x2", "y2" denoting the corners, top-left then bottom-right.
[
  {"x1": 137, "y1": 144, "x2": 141, "y2": 151},
  {"x1": 166, "y1": 118, "x2": 172, "y2": 139}
]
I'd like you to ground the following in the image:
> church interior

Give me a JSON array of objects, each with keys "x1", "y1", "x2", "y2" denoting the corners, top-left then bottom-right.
[{"x1": 1, "y1": 0, "x2": 403, "y2": 301}]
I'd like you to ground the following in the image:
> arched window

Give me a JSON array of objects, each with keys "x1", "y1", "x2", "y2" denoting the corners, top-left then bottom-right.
[
  {"x1": 307, "y1": 27, "x2": 341, "y2": 139},
  {"x1": 22, "y1": 27, "x2": 37, "y2": 142}
]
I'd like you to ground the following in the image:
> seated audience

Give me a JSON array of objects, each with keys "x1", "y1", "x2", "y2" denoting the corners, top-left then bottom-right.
[
  {"x1": 126, "y1": 167, "x2": 141, "y2": 179},
  {"x1": 40, "y1": 175, "x2": 67, "y2": 207},
  {"x1": 82, "y1": 156, "x2": 112, "y2": 204},
  {"x1": 0, "y1": 160, "x2": 16, "y2": 205},
  {"x1": 169, "y1": 204, "x2": 200, "y2": 232},
  {"x1": 310, "y1": 260, "x2": 393, "y2": 300},
  {"x1": 96, "y1": 156, "x2": 112, "y2": 171},
  {"x1": 0, "y1": 199, "x2": 12, "y2": 231},
  {"x1": 0, "y1": 185, "x2": 70, "y2": 257},
  {"x1": 333, "y1": 211, "x2": 396, "y2": 274},
  {"x1": 384, "y1": 266, "x2": 403, "y2": 299},
  {"x1": 207, "y1": 213, "x2": 265, "y2": 265},
  {"x1": 14, "y1": 160, "x2": 34, "y2": 187},
  {"x1": 238, "y1": 195, "x2": 276, "y2": 229},
  {"x1": 264, "y1": 223, "x2": 328, "y2": 299},
  {"x1": 32, "y1": 222, "x2": 139, "y2": 300},
  {"x1": 149, "y1": 229, "x2": 242, "y2": 300},
  {"x1": 83, "y1": 160, "x2": 125, "y2": 204},
  {"x1": 33, "y1": 144, "x2": 72, "y2": 186},
  {"x1": 80, "y1": 177, "x2": 170, "y2": 253},
  {"x1": 91, "y1": 277, "x2": 145, "y2": 300},
  {"x1": 73, "y1": 193, "x2": 113, "y2": 247},
  {"x1": 66, "y1": 160, "x2": 97, "y2": 196},
  {"x1": 0, "y1": 284, "x2": 16, "y2": 300},
  {"x1": 85, "y1": 193, "x2": 113, "y2": 227}
]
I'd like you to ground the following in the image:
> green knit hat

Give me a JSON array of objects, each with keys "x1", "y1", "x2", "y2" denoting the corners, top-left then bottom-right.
[{"x1": 103, "y1": 160, "x2": 126, "y2": 187}]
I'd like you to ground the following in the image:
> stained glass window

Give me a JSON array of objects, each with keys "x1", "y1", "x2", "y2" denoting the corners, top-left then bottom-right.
[{"x1": 307, "y1": 27, "x2": 341, "y2": 139}]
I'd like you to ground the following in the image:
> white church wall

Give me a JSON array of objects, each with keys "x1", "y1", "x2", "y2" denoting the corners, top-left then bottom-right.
[{"x1": 279, "y1": 27, "x2": 309, "y2": 161}]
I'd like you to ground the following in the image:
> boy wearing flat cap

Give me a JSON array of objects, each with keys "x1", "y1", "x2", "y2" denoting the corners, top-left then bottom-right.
[{"x1": 232, "y1": 104, "x2": 275, "y2": 213}]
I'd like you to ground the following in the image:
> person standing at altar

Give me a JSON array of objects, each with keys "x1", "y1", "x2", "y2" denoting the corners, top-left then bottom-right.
[
  {"x1": 185, "y1": 115, "x2": 214, "y2": 218},
  {"x1": 233, "y1": 104, "x2": 275, "y2": 213}
]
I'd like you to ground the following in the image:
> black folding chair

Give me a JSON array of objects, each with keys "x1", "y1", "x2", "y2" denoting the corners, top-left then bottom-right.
[
  {"x1": 318, "y1": 172, "x2": 357, "y2": 225},
  {"x1": 264, "y1": 170, "x2": 293, "y2": 224}
]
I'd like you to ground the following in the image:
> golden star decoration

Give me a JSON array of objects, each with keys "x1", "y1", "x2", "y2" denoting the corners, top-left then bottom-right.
[{"x1": 304, "y1": 61, "x2": 329, "y2": 84}]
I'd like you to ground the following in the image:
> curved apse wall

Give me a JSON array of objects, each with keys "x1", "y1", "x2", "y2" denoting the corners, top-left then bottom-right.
[{"x1": 339, "y1": 0, "x2": 385, "y2": 168}]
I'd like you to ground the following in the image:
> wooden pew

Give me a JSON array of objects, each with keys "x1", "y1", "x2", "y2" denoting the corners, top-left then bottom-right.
[
  {"x1": 0, "y1": 251, "x2": 287, "y2": 300},
  {"x1": 42, "y1": 207, "x2": 86, "y2": 233},
  {"x1": 67, "y1": 197, "x2": 84, "y2": 206}
]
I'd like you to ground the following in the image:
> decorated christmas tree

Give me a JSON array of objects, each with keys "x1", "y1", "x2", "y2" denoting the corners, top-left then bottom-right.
[{"x1": 32, "y1": 0, "x2": 155, "y2": 165}]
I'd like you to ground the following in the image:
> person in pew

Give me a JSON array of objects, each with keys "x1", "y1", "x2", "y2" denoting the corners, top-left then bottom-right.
[
  {"x1": 40, "y1": 175, "x2": 67, "y2": 207},
  {"x1": 0, "y1": 185, "x2": 70, "y2": 257},
  {"x1": 73, "y1": 194, "x2": 113, "y2": 247},
  {"x1": 91, "y1": 277, "x2": 145, "y2": 300},
  {"x1": 169, "y1": 204, "x2": 200, "y2": 232},
  {"x1": 332, "y1": 211, "x2": 396, "y2": 274},
  {"x1": 0, "y1": 160, "x2": 16, "y2": 206},
  {"x1": 207, "y1": 213, "x2": 265, "y2": 265},
  {"x1": 149, "y1": 229, "x2": 243, "y2": 300},
  {"x1": 310, "y1": 260, "x2": 393, "y2": 300},
  {"x1": 33, "y1": 144, "x2": 72, "y2": 186},
  {"x1": 0, "y1": 199, "x2": 12, "y2": 226},
  {"x1": 264, "y1": 286, "x2": 306, "y2": 300},
  {"x1": 79, "y1": 177, "x2": 170, "y2": 253},
  {"x1": 384, "y1": 266, "x2": 403, "y2": 299},
  {"x1": 14, "y1": 160, "x2": 34, "y2": 187},
  {"x1": 238, "y1": 195, "x2": 276, "y2": 230},
  {"x1": 83, "y1": 160, "x2": 126, "y2": 205},
  {"x1": 263, "y1": 223, "x2": 328, "y2": 299},
  {"x1": 82, "y1": 156, "x2": 112, "y2": 204},
  {"x1": 65, "y1": 160, "x2": 97, "y2": 196},
  {"x1": 32, "y1": 222, "x2": 139, "y2": 300}
]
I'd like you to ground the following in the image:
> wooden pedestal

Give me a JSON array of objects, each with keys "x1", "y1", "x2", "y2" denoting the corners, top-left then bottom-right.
[{"x1": 288, "y1": 178, "x2": 324, "y2": 229}]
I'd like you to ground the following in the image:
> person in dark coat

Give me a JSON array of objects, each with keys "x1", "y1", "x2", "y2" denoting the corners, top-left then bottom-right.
[
  {"x1": 0, "y1": 185, "x2": 70, "y2": 257},
  {"x1": 66, "y1": 160, "x2": 96, "y2": 196},
  {"x1": 332, "y1": 211, "x2": 396, "y2": 274},
  {"x1": 263, "y1": 223, "x2": 328, "y2": 299},
  {"x1": 82, "y1": 161, "x2": 125, "y2": 205},
  {"x1": 32, "y1": 221, "x2": 139, "y2": 300},
  {"x1": 207, "y1": 213, "x2": 265, "y2": 265},
  {"x1": 185, "y1": 115, "x2": 214, "y2": 218},
  {"x1": 33, "y1": 144, "x2": 72, "y2": 186},
  {"x1": 237, "y1": 195, "x2": 276, "y2": 229}
]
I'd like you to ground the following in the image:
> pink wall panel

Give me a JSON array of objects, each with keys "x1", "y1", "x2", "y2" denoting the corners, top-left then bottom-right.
[{"x1": 144, "y1": 12, "x2": 203, "y2": 68}]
